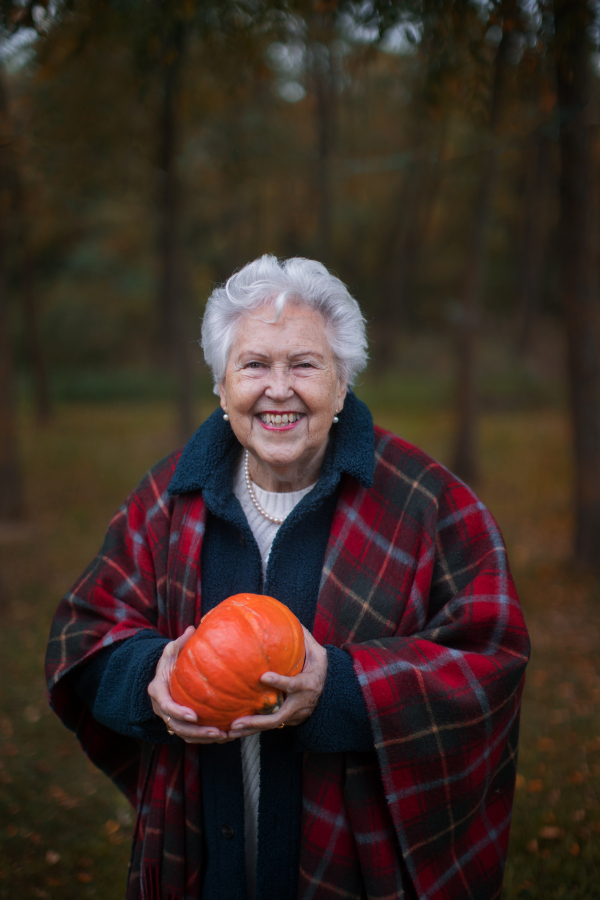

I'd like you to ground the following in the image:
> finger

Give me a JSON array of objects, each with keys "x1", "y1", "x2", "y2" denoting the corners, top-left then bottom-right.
[
  {"x1": 260, "y1": 671, "x2": 306, "y2": 693},
  {"x1": 173, "y1": 625, "x2": 196, "y2": 652},
  {"x1": 226, "y1": 726, "x2": 263, "y2": 739},
  {"x1": 165, "y1": 719, "x2": 230, "y2": 742},
  {"x1": 230, "y1": 692, "x2": 302, "y2": 732},
  {"x1": 150, "y1": 693, "x2": 199, "y2": 723}
]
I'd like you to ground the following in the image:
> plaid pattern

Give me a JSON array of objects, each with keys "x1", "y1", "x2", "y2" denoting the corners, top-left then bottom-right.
[{"x1": 46, "y1": 428, "x2": 529, "y2": 900}]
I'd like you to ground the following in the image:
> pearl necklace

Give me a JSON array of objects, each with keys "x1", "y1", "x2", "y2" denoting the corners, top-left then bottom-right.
[{"x1": 244, "y1": 451, "x2": 285, "y2": 525}]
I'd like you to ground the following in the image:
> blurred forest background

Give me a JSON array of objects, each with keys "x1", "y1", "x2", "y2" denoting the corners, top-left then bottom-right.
[{"x1": 1, "y1": 0, "x2": 600, "y2": 897}]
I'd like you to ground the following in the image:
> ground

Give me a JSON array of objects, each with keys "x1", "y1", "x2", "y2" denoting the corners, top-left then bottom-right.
[{"x1": 0, "y1": 400, "x2": 598, "y2": 898}]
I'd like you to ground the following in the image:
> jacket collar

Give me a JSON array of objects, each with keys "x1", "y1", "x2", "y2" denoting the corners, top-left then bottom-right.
[{"x1": 168, "y1": 389, "x2": 374, "y2": 497}]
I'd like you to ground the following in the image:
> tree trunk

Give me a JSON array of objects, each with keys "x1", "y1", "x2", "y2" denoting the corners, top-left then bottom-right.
[
  {"x1": 555, "y1": 0, "x2": 600, "y2": 568},
  {"x1": 516, "y1": 131, "x2": 553, "y2": 354},
  {"x1": 314, "y1": 52, "x2": 334, "y2": 262},
  {"x1": 155, "y1": 21, "x2": 193, "y2": 443},
  {"x1": 13, "y1": 173, "x2": 51, "y2": 424},
  {"x1": 374, "y1": 131, "x2": 445, "y2": 374},
  {"x1": 309, "y1": 12, "x2": 336, "y2": 266},
  {"x1": 0, "y1": 67, "x2": 23, "y2": 520},
  {"x1": 451, "y1": 11, "x2": 514, "y2": 484}
]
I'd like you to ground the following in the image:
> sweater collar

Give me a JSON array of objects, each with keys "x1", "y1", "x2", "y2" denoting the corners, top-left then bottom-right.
[{"x1": 168, "y1": 389, "x2": 374, "y2": 497}]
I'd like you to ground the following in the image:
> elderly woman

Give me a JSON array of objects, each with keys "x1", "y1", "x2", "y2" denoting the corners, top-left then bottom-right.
[{"x1": 46, "y1": 256, "x2": 529, "y2": 900}]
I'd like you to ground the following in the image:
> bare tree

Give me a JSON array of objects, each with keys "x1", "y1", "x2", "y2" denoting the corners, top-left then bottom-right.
[
  {"x1": 307, "y1": 8, "x2": 337, "y2": 265},
  {"x1": 0, "y1": 66, "x2": 23, "y2": 519},
  {"x1": 554, "y1": 0, "x2": 600, "y2": 567},
  {"x1": 154, "y1": 18, "x2": 193, "y2": 443},
  {"x1": 516, "y1": 129, "x2": 553, "y2": 355},
  {"x1": 13, "y1": 170, "x2": 51, "y2": 424},
  {"x1": 451, "y1": 2, "x2": 517, "y2": 483}
]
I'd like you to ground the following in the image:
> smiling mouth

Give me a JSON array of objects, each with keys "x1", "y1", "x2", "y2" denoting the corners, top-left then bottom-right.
[{"x1": 258, "y1": 412, "x2": 304, "y2": 426}]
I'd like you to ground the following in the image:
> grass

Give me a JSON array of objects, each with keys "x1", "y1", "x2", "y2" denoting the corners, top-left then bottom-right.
[{"x1": 0, "y1": 398, "x2": 599, "y2": 898}]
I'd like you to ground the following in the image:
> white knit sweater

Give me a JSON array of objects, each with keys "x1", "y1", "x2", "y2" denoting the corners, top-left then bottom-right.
[{"x1": 232, "y1": 453, "x2": 315, "y2": 900}]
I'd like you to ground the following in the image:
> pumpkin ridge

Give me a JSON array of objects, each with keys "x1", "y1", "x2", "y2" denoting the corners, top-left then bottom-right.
[
  {"x1": 170, "y1": 593, "x2": 305, "y2": 727},
  {"x1": 199, "y1": 619, "x2": 268, "y2": 697}
]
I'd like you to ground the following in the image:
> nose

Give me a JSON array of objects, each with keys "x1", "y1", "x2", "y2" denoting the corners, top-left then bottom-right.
[{"x1": 264, "y1": 365, "x2": 294, "y2": 402}]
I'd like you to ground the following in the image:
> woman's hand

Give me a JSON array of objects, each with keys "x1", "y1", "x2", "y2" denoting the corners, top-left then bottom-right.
[
  {"x1": 227, "y1": 626, "x2": 328, "y2": 738},
  {"x1": 148, "y1": 626, "x2": 233, "y2": 743}
]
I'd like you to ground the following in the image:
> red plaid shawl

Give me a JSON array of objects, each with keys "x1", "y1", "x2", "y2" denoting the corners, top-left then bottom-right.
[{"x1": 46, "y1": 426, "x2": 529, "y2": 900}]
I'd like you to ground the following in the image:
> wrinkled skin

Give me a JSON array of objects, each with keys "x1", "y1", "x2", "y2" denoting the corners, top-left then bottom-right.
[{"x1": 149, "y1": 300, "x2": 344, "y2": 741}]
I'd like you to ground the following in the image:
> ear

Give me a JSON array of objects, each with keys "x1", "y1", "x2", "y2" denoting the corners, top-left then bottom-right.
[
  {"x1": 218, "y1": 382, "x2": 227, "y2": 411},
  {"x1": 336, "y1": 382, "x2": 348, "y2": 413}
]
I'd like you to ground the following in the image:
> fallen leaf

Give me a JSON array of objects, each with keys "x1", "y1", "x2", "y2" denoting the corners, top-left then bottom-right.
[
  {"x1": 558, "y1": 682, "x2": 574, "y2": 699},
  {"x1": 116, "y1": 807, "x2": 132, "y2": 826},
  {"x1": 23, "y1": 706, "x2": 40, "y2": 723},
  {"x1": 0, "y1": 717, "x2": 13, "y2": 737},
  {"x1": 105, "y1": 819, "x2": 120, "y2": 835},
  {"x1": 45, "y1": 851, "x2": 60, "y2": 866},
  {"x1": 539, "y1": 826, "x2": 564, "y2": 840},
  {"x1": 49, "y1": 784, "x2": 78, "y2": 809},
  {"x1": 569, "y1": 842, "x2": 580, "y2": 856},
  {"x1": 515, "y1": 774, "x2": 526, "y2": 790},
  {"x1": 537, "y1": 737, "x2": 554, "y2": 752},
  {"x1": 526, "y1": 839, "x2": 538, "y2": 854},
  {"x1": 568, "y1": 771, "x2": 585, "y2": 785},
  {"x1": 77, "y1": 873, "x2": 93, "y2": 883},
  {"x1": 6, "y1": 825, "x2": 17, "y2": 837},
  {"x1": 548, "y1": 788, "x2": 561, "y2": 804},
  {"x1": 571, "y1": 809, "x2": 585, "y2": 822},
  {"x1": 46, "y1": 878, "x2": 61, "y2": 887},
  {"x1": 527, "y1": 779, "x2": 543, "y2": 793}
]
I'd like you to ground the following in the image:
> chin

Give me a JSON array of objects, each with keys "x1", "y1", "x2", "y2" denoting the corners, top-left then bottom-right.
[{"x1": 257, "y1": 449, "x2": 300, "y2": 467}]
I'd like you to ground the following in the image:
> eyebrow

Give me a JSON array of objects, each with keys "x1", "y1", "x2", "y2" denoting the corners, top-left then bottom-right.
[{"x1": 237, "y1": 349, "x2": 326, "y2": 362}]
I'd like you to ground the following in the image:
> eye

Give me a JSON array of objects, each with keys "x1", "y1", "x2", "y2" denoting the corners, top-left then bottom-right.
[
  {"x1": 295, "y1": 362, "x2": 314, "y2": 369},
  {"x1": 246, "y1": 361, "x2": 264, "y2": 369}
]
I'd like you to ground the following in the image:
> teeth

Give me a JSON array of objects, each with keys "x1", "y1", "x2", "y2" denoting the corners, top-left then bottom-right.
[{"x1": 260, "y1": 413, "x2": 301, "y2": 425}]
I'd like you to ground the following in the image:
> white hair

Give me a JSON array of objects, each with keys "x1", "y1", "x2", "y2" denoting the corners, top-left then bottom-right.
[{"x1": 201, "y1": 255, "x2": 368, "y2": 393}]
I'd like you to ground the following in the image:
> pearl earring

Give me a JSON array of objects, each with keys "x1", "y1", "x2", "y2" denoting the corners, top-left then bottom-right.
[
  {"x1": 223, "y1": 412, "x2": 229, "y2": 421},
  {"x1": 333, "y1": 413, "x2": 339, "y2": 424}
]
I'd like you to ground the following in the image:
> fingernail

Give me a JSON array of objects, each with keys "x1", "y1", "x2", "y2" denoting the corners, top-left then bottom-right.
[
  {"x1": 184, "y1": 715, "x2": 196, "y2": 722},
  {"x1": 232, "y1": 724, "x2": 244, "y2": 731},
  {"x1": 207, "y1": 732, "x2": 218, "y2": 738}
]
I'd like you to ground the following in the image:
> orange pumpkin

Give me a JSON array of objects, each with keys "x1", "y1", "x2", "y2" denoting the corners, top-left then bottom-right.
[{"x1": 169, "y1": 593, "x2": 305, "y2": 728}]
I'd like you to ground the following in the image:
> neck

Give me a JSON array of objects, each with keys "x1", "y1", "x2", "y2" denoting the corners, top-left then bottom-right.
[{"x1": 246, "y1": 445, "x2": 326, "y2": 492}]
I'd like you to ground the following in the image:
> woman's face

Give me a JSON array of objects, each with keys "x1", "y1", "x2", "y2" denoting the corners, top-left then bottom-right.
[{"x1": 219, "y1": 302, "x2": 347, "y2": 489}]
